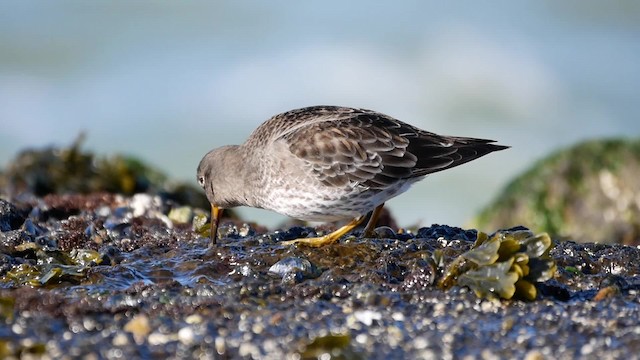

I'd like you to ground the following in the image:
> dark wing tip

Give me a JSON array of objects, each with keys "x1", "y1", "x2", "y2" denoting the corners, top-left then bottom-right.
[
  {"x1": 411, "y1": 137, "x2": 509, "y2": 176},
  {"x1": 484, "y1": 142, "x2": 510, "y2": 151}
]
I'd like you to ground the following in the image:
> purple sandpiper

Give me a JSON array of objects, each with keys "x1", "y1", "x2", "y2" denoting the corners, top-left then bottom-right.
[{"x1": 197, "y1": 106, "x2": 508, "y2": 247}]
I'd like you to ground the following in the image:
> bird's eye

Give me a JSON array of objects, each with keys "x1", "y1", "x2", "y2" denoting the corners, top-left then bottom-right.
[{"x1": 198, "y1": 176, "x2": 205, "y2": 188}]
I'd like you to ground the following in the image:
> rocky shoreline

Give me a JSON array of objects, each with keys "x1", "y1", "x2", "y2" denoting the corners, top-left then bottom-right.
[{"x1": 0, "y1": 192, "x2": 639, "y2": 359}]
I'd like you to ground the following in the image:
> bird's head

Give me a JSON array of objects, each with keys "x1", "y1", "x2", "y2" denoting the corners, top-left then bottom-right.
[{"x1": 196, "y1": 145, "x2": 243, "y2": 245}]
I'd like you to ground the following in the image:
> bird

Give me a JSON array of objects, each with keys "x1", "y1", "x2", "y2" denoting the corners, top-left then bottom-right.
[{"x1": 197, "y1": 105, "x2": 509, "y2": 247}]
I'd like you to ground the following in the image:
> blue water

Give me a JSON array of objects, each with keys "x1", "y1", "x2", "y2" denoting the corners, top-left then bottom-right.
[{"x1": 1, "y1": 1, "x2": 639, "y2": 229}]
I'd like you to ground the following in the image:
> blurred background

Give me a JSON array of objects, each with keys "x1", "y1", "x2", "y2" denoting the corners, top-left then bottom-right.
[{"x1": 1, "y1": 1, "x2": 639, "y2": 229}]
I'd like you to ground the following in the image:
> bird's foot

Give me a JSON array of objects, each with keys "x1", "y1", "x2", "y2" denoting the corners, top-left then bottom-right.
[
  {"x1": 281, "y1": 216, "x2": 365, "y2": 247},
  {"x1": 280, "y1": 204, "x2": 387, "y2": 247},
  {"x1": 281, "y1": 234, "x2": 344, "y2": 247}
]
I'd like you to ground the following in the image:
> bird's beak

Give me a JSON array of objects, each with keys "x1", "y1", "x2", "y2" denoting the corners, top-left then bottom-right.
[{"x1": 210, "y1": 204, "x2": 222, "y2": 245}]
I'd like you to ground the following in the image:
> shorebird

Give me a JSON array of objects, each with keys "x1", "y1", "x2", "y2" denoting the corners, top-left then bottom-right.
[{"x1": 197, "y1": 106, "x2": 508, "y2": 247}]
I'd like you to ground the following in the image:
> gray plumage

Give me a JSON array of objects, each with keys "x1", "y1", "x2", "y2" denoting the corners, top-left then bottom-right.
[{"x1": 197, "y1": 105, "x2": 508, "y2": 224}]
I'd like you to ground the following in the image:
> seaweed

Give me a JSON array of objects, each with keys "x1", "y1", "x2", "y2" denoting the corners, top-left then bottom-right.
[
  {"x1": 1, "y1": 242, "x2": 104, "y2": 287},
  {"x1": 438, "y1": 229, "x2": 556, "y2": 300}
]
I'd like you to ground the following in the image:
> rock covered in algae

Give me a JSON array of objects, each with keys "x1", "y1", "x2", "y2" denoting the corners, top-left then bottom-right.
[
  {"x1": 473, "y1": 138, "x2": 640, "y2": 245},
  {"x1": 0, "y1": 134, "x2": 210, "y2": 211},
  {"x1": 0, "y1": 193, "x2": 639, "y2": 359}
]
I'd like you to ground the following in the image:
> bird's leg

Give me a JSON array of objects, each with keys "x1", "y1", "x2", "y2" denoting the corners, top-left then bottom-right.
[
  {"x1": 281, "y1": 216, "x2": 367, "y2": 247},
  {"x1": 210, "y1": 205, "x2": 222, "y2": 245},
  {"x1": 362, "y1": 203, "x2": 385, "y2": 238}
]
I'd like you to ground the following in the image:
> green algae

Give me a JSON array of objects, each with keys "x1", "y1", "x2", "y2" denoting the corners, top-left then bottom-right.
[
  {"x1": 473, "y1": 138, "x2": 640, "y2": 245},
  {"x1": 0, "y1": 339, "x2": 46, "y2": 359},
  {"x1": 2, "y1": 243, "x2": 104, "y2": 287},
  {"x1": 0, "y1": 134, "x2": 210, "y2": 210},
  {"x1": 192, "y1": 213, "x2": 210, "y2": 238},
  {"x1": 0, "y1": 296, "x2": 15, "y2": 322},
  {"x1": 298, "y1": 333, "x2": 360, "y2": 360}
]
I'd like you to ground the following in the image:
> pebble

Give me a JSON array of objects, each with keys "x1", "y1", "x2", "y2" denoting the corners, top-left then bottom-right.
[
  {"x1": 215, "y1": 336, "x2": 226, "y2": 355},
  {"x1": 524, "y1": 350, "x2": 545, "y2": 360},
  {"x1": 391, "y1": 312, "x2": 405, "y2": 322},
  {"x1": 178, "y1": 326, "x2": 195, "y2": 345},
  {"x1": 373, "y1": 226, "x2": 396, "y2": 238},
  {"x1": 112, "y1": 333, "x2": 129, "y2": 346},
  {"x1": 168, "y1": 206, "x2": 193, "y2": 224},
  {"x1": 353, "y1": 310, "x2": 382, "y2": 326},
  {"x1": 130, "y1": 194, "x2": 159, "y2": 217},
  {"x1": 123, "y1": 314, "x2": 151, "y2": 344},
  {"x1": 148, "y1": 332, "x2": 174, "y2": 345},
  {"x1": 185, "y1": 314, "x2": 203, "y2": 324},
  {"x1": 268, "y1": 257, "x2": 313, "y2": 277},
  {"x1": 413, "y1": 337, "x2": 428, "y2": 350}
]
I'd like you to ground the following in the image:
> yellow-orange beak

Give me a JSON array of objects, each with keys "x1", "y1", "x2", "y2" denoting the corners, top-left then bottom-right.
[{"x1": 210, "y1": 204, "x2": 222, "y2": 245}]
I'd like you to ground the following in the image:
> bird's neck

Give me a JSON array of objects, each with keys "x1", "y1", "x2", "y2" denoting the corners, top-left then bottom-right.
[{"x1": 217, "y1": 145, "x2": 259, "y2": 208}]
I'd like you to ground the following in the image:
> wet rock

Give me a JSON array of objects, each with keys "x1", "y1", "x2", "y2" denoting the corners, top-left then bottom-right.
[
  {"x1": 0, "y1": 193, "x2": 637, "y2": 358},
  {"x1": 270, "y1": 226, "x2": 318, "y2": 242},
  {"x1": 372, "y1": 226, "x2": 396, "y2": 238},
  {"x1": 0, "y1": 199, "x2": 26, "y2": 232},
  {"x1": 474, "y1": 138, "x2": 640, "y2": 245},
  {"x1": 0, "y1": 230, "x2": 32, "y2": 254},
  {"x1": 417, "y1": 224, "x2": 477, "y2": 242},
  {"x1": 21, "y1": 218, "x2": 47, "y2": 238},
  {"x1": 237, "y1": 223, "x2": 256, "y2": 237},
  {"x1": 99, "y1": 245, "x2": 124, "y2": 265},
  {"x1": 269, "y1": 256, "x2": 320, "y2": 284},
  {"x1": 216, "y1": 222, "x2": 241, "y2": 240},
  {"x1": 191, "y1": 213, "x2": 209, "y2": 236},
  {"x1": 0, "y1": 253, "x2": 17, "y2": 276}
]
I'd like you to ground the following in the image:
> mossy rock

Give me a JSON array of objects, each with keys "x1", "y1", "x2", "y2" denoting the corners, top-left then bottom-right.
[
  {"x1": 472, "y1": 138, "x2": 640, "y2": 245},
  {"x1": 0, "y1": 134, "x2": 212, "y2": 211}
]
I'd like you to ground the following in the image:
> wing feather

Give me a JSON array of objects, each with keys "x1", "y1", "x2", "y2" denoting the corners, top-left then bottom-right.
[{"x1": 271, "y1": 106, "x2": 508, "y2": 189}]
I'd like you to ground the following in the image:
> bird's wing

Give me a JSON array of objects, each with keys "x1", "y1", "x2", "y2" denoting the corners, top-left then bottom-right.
[{"x1": 282, "y1": 109, "x2": 459, "y2": 189}]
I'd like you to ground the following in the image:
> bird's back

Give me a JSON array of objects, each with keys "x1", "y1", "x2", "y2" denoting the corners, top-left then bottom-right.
[
  {"x1": 245, "y1": 106, "x2": 364, "y2": 146},
  {"x1": 244, "y1": 106, "x2": 508, "y2": 190}
]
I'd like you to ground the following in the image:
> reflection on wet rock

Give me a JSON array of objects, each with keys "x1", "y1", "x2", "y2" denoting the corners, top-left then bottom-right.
[
  {"x1": 0, "y1": 199, "x2": 26, "y2": 232},
  {"x1": 0, "y1": 192, "x2": 638, "y2": 358}
]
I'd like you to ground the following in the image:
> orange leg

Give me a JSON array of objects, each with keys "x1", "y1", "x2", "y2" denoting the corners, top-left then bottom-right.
[
  {"x1": 210, "y1": 205, "x2": 222, "y2": 245},
  {"x1": 281, "y1": 216, "x2": 366, "y2": 247},
  {"x1": 281, "y1": 203, "x2": 385, "y2": 247}
]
